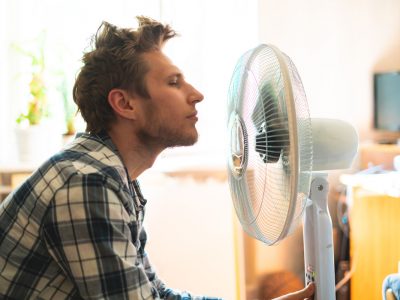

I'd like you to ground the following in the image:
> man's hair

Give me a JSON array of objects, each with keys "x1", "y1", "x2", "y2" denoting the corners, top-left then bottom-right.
[{"x1": 73, "y1": 16, "x2": 177, "y2": 133}]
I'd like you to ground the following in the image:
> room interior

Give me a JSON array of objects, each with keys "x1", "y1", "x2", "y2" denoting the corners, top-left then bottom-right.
[{"x1": 0, "y1": 0, "x2": 400, "y2": 299}]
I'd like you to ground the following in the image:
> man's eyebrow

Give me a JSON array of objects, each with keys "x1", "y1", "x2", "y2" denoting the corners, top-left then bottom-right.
[{"x1": 167, "y1": 72, "x2": 184, "y2": 79}]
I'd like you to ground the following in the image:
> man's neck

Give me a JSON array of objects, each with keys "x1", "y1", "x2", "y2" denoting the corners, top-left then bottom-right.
[{"x1": 107, "y1": 127, "x2": 163, "y2": 180}]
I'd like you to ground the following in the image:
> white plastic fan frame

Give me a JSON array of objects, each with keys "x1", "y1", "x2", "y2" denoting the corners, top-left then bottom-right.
[
  {"x1": 270, "y1": 44, "x2": 300, "y2": 239},
  {"x1": 303, "y1": 174, "x2": 336, "y2": 300}
]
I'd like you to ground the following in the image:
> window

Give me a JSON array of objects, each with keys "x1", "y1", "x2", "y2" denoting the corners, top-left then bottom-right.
[
  {"x1": 0, "y1": 0, "x2": 258, "y2": 169},
  {"x1": 158, "y1": 0, "x2": 258, "y2": 170}
]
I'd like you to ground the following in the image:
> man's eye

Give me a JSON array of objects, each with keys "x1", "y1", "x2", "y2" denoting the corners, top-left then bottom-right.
[{"x1": 169, "y1": 81, "x2": 179, "y2": 87}]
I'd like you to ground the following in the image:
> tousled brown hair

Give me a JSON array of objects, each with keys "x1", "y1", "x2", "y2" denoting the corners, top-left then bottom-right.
[{"x1": 73, "y1": 16, "x2": 177, "y2": 133}]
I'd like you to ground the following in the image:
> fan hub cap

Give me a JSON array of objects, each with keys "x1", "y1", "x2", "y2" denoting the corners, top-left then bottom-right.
[{"x1": 228, "y1": 114, "x2": 248, "y2": 179}]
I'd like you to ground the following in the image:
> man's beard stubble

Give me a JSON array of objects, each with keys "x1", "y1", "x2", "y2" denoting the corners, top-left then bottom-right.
[
  {"x1": 137, "y1": 125, "x2": 198, "y2": 149},
  {"x1": 138, "y1": 101, "x2": 199, "y2": 149}
]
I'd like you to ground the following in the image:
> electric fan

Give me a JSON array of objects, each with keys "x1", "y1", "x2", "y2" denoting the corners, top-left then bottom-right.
[{"x1": 227, "y1": 44, "x2": 358, "y2": 300}]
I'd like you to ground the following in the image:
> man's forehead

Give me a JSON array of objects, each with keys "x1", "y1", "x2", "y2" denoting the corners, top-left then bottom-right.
[{"x1": 143, "y1": 50, "x2": 181, "y2": 76}]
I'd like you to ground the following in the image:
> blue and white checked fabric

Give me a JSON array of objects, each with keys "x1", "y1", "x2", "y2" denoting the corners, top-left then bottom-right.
[{"x1": 0, "y1": 131, "x2": 221, "y2": 299}]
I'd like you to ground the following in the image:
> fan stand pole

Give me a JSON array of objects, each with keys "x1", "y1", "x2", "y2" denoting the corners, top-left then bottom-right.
[{"x1": 303, "y1": 174, "x2": 336, "y2": 300}]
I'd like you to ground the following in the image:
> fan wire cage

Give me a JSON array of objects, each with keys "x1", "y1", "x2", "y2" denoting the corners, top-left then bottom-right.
[{"x1": 227, "y1": 44, "x2": 313, "y2": 245}]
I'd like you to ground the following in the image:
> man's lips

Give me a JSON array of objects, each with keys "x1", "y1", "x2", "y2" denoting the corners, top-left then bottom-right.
[{"x1": 187, "y1": 111, "x2": 198, "y2": 120}]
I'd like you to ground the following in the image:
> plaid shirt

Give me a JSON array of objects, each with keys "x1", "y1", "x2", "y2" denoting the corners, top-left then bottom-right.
[{"x1": 0, "y1": 132, "x2": 221, "y2": 300}]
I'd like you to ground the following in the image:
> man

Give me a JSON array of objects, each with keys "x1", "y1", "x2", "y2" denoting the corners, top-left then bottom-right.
[{"x1": 0, "y1": 17, "x2": 314, "y2": 299}]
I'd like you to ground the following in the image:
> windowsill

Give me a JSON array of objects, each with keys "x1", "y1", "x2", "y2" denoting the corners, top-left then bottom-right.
[
  {"x1": 0, "y1": 161, "x2": 38, "y2": 174},
  {"x1": 0, "y1": 152, "x2": 229, "y2": 182},
  {"x1": 152, "y1": 151, "x2": 228, "y2": 182}
]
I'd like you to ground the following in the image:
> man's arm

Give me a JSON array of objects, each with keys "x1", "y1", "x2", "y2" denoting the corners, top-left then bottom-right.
[{"x1": 42, "y1": 173, "x2": 157, "y2": 299}]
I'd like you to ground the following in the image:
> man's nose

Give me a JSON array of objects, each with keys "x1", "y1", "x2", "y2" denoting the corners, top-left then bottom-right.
[{"x1": 189, "y1": 85, "x2": 204, "y2": 104}]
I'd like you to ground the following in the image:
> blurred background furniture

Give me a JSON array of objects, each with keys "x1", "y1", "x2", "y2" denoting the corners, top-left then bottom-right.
[
  {"x1": 359, "y1": 144, "x2": 400, "y2": 170},
  {"x1": 342, "y1": 171, "x2": 400, "y2": 300},
  {"x1": 0, "y1": 164, "x2": 34, "y2": 201},
  {"x1": 383, "y1": 269, "x2": 400, "y2": 300}
]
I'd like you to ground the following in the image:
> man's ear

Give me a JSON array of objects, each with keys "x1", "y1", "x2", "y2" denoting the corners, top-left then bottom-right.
[{"x1": 107, "y1": 89, "x2": 138, "y2": 120}]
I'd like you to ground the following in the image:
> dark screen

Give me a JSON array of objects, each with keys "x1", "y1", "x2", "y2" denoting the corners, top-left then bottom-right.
[{"x1": 374, "y1": 72, "x2": 400, "y2": 132}]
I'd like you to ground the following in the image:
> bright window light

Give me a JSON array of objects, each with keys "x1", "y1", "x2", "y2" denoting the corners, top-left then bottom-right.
[{"x1": 0, "y1": 0, "x2": 258, "y2": 169}]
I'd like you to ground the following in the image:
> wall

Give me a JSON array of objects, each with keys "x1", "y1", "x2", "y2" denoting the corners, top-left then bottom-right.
[
  {"x1": 139, "y1": 171, "x2": 240, "y2": 300},
  {"x1": 258, "y1": 0, "x2": 400, "y2": 142},
  {"x1": 249, "y1": 0, "x2": 400, "y2": 288}
]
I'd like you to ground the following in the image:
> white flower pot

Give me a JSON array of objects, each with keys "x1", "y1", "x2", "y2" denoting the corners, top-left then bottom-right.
[{"x1": 15, "y1": 124, "x2": 62, "y2": 164}]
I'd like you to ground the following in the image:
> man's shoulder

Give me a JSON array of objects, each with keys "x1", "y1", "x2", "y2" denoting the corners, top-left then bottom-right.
[
  {"x1": 3, "y1": 133, "x2": 129, "y2": 210},
  {"x1": 55, "y1": 132, "x2": 126, "y2": 178},
  {"x1": 31, "y1": 133, "x2": 128, "y2": 195}
]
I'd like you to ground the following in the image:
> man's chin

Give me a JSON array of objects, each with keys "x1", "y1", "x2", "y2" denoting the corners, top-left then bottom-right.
[{"x1": 167, "y1": 135, "x2": 198, "y2": 148}]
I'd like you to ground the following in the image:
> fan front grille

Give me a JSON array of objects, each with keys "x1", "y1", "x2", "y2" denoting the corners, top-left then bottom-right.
[{"x1": 227, "y1": 44, "x2": 313, "y2": 245}]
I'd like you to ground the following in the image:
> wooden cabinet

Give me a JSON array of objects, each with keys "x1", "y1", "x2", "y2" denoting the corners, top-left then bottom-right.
[
  {"x1": 346, "y1": 180, "x2": 400, "y2": 299},
  {"x1": 359, "y1": 144, "x2": 400, "y2": 170}
]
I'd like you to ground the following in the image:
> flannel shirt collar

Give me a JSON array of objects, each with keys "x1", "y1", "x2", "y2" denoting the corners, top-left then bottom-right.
[
  {"x1": 74, "y1": 130, "x2": 147, "y2": 210},
  {"x1": 74, "y1": 130, "x2": 120, "y2": 156}
]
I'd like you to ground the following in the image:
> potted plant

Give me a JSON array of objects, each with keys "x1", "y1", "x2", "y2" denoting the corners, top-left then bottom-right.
[
  {"x1": 13, "y1": 33, "x2": 61, "y2": 163},
  {"x1": 16, "y1": 71, "x2": 47, "y2": 126},
  {"x1": 58, "y1": 74, "x2": 77, "y2": 137}
]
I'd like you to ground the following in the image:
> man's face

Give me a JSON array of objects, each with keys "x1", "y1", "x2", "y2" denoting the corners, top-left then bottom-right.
[{"x1": 135, "y1": 50, "x2": 204, "y2": 148}]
